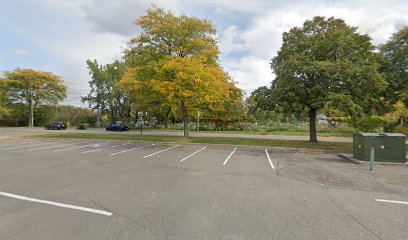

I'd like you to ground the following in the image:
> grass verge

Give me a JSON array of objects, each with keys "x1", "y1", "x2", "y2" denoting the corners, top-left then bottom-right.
[
  {"x1": 195, "y1": 130, "x2": 353, "y2": 137},
  {"x1": 131, "y1": 128, "x2": 354, "y2": 137},
  {"x1": 32, "y1": 133, "x2": 353, "y2": 153}
]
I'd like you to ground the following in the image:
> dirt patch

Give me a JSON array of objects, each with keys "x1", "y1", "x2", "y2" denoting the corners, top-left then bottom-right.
[{"x1": 311, "y1": 168, "x2": 355, "y2": 188}]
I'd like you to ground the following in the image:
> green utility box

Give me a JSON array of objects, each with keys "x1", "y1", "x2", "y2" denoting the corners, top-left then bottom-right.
[
  {"x1": 78, "y1": 124, "x2": 88, "y2": 130},
  {"x1": 353, "y1": 133, "x2": 406, "y2": 163}
]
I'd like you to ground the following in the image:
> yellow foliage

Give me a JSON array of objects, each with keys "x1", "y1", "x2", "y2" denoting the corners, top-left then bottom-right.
[
  {"x1": 384, "y1": 101, "x2": 408, "y2": 118},
  {"x1": 119, "y1": 6, "x2": 244, "y2": 135}
]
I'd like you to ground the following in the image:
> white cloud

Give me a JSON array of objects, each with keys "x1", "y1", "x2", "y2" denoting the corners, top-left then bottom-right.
[
  {"x1": 218, "y1": 0, "x2": 408, "y2": 94},
  {"x1": 222, "y1": 56, "x2": 274, "y2": 96},
  {"x1": 214, "y1": 6, "x2": 228, "y2": 15},
  {"x1": 2, "y1": 0, "x2": 407, "y2": 105},
  {"x1": 77, "y1": 0, "x2": 181, "y2": 37},
  {"x1": 220, "y1": 25, "x2": 245, "y2": 54},
  {"x1": 14, "y1": 48, "x2": 31, "y2": 55}
]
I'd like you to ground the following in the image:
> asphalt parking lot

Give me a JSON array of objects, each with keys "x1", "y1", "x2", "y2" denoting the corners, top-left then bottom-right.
[{"x1": 0, "y1": 138, "x2": 407, "y2": 240}]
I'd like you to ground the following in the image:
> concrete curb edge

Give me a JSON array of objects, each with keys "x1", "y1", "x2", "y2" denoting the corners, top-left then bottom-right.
[{"x1": 337, "y1": 153, "x2": 407, "y2": 166}]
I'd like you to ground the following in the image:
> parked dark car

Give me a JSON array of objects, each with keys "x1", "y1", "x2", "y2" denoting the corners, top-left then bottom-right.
[
  {"x1": 106, "y1": 123, "x2": 129, "y2": 131},
  {"x1": 45, "y1": 121, "x2": 67, "y2": 130}
]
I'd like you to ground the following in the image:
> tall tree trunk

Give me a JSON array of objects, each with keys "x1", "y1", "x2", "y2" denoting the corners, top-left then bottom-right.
[
  {"x1": 164, "y1": 107, "x2": 171, "y2": 129},
  {"x1": 309, "y1": 108, "x2": 317, "y2": 142},
  {"x1": 182, "y1": 102, "x2": 189, "y2": 137}
]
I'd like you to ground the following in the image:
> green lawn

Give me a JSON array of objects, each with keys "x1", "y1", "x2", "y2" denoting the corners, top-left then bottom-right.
[
  {"x1": 194, "y1": 130, "x2": 353, "y2": 137},
  {"x1": 131, "y1": 126, "x2": 355, "y2": 137},
  {"x1": 33, "y1": 133, "x2": 353, "y2": 153}
]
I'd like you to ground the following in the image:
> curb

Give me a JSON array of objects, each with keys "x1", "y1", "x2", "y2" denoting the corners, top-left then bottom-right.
[
  {"x1": 26, "y1": 136, "x2": 337, "y2": 154},
  {"x1": 337, "y1": 153, "x2": 407, "y2": 166}
]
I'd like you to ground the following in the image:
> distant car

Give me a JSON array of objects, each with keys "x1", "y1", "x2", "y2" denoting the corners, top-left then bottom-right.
[
  {"x1": 45, "y1": 121, "x2": 67, "y2": 130},
  {"x1": 106, "y1": 123, "x2": 129, "y2": 131}
]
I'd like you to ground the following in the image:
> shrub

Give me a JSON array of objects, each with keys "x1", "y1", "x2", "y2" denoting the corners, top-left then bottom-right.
[
  {"x1": 393, "y1": 126, "x2": 408, "y2": 136},
  {"x1": 265, "y1": 126, "x2": 291, "y2": 132},
  {"x1": 326, "y1": 117, "x2": 352, "y2": 125},
  {"x1": 353, "y1": 116, "x2": 390, "y2": 132},
  {"x1": 77, "y1": 115, "x2": 96, "y2": 127}
]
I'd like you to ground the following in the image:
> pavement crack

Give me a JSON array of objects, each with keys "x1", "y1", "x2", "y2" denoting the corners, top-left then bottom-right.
[
  {"x1": 329, "y1": 197, "x2": 383, "y2": 240},
  {"x1": 88, "y1": 196, "x2": 161, "y2": 239},
  {"x1": 115, "y1": 212, "x2": 161, "y2": 240},
  {"x1": 88, "y1": 198, "x2": 113, "y2": 213}
]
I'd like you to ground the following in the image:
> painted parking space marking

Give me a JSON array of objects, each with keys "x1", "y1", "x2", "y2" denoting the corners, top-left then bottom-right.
[
  {"x1": 0, "y1": 141, "x2": 35, "y2": 148},
  {"x1": 180, "y1": 146, "x2": 207, "y2": 162},
  {"x1": 54, "y1": 142, "x2": 106, "y2": 152},
  {"x1": 28, "y1": 142, "x2": 90, "y2": 152},
  {"x1": 375, "y1": 199, "x2": 408, "y2": 205},
  {"x1": 109, "y1": 143, "x2": 155, "y2": 156},
  {"x1": 222, "y1": 147, "x2": 237, "y2": 166},
  {"x1": 0, "y1": 191, "x2": 112, "y2": 217},
  {"x1": 81, "y1": 143, "x2": 131, "y2": 154},
  {"x1": 265, "y1": 149, "x2": 276, "y2": 170},
  {"x1": 143, "y1": 145, "x2": 180, "y2": 159},
  {"x1": 1, "y1": 141, "x2": 57, "y2": 151}
]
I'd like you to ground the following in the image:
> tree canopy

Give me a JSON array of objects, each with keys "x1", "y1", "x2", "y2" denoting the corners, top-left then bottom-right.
[
  {"x1": 125, "y1": 6, "x2": 218, "y2": 65},
  {"x1": 120, "y1": 6, "x2": 243, "y2": 136},
  {"x1": 82, "y1": 59, "x2": 134, "y2": 126},
  {"x1": 2, "y1": 68, "x2": 66, "y2": 127},
  {"x1": 271, "y1": 16, "x2": 386, "y2": 141},
  {"x1": 0, "y1": 79, "x2": 10, "y2": 118},
  {"x1": 380, "y1": 26, "x2": 408, "y2": 106}
]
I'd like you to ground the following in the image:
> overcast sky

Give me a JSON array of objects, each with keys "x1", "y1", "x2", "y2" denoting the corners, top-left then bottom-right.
[{"x1": 1, "y1": 0, "x2": 407, "y2": 106}]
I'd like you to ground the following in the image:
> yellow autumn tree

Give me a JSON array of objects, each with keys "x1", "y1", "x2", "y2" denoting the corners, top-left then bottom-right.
[
  {"x1": 2, "y1": 68, "x2": 66, "y2": 127},
  {"x1": 119, "y1": 6, "x2": 243, "y2": 136}
]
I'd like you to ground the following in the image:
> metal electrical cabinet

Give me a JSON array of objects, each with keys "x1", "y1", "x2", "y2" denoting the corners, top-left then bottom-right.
[{"x1": 353, "y1": 133, "x2": 406, "y2": 163}]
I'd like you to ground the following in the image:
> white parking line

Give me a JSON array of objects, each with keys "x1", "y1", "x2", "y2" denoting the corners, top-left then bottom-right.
[
  {"x1": 143, "y1": 145, "x2": 180, "y2": 159},
  {"x1": 28, "y1": 142, "x2": 89, "y2": 152},
  {"x1": 0, "y1": 191, "x2": 112, "y2": 216},
  {"x1": 375, "y1": 199, "x2": 408, "y2": 205},
  {"x1": 81, "y1": 143, "x2": 131, "y2": 153},
  {"x1": 265, "y1": 149, "x2": 276, "y2": 170},
  {"x1": 0, "y1": 141, "x2": 35, "y2": 148},
  {"x1": 109, "y1": 143, "x2": 155, "y2": 156},
  {"x1": 2, "y1": 141, "x2": 57, "y2": 151},
  {"x1": 54, "y1": 143, "x2": 104, "y2": 152},
  {"x1": 180, "y1": 146, "x2": 207, "y2": 162},
  {"x1": 223, "y1": 147, "x2": 237, "y2": 166}
]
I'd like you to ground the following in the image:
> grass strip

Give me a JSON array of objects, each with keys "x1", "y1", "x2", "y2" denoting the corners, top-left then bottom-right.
[
  {"x1": 129, "y1": 128, "x2": 354, "y2": 137},
  {"x1": 32, "y1": 133, "x2": 353, "y2": 153}
]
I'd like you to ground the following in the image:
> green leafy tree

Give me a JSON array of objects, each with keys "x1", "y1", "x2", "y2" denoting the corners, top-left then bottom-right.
[
  {"x1": 247, "y1": 86, "x2": 273, "y2": 113},
  {"x1": 380, "y1": 27, "x2": 408, "y2": 104},
  {"x1": 2, "y1": 68, "x2": 66, "y2": 127},
  {"x1": 121, "y1": 6, "x2": 242, "y2": 137},
  {"x1": 82, "y1": 60, "x2": 134, "y2": 126},
  {"x1": 271, "y1": 16, "x2": 386, "y2": 141},
  {"x1": 0, "y1": 103, "x2": 28, "y2": 126},
  {"x1": 52, "y1": 105, "x2": 96, "y2": 127},
  {"x1": 380, "y1": 26, "x2": 408, "y2": 125},
  {"x1": 0, "y1": 79, "x2": 10, "y2": 118}
]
